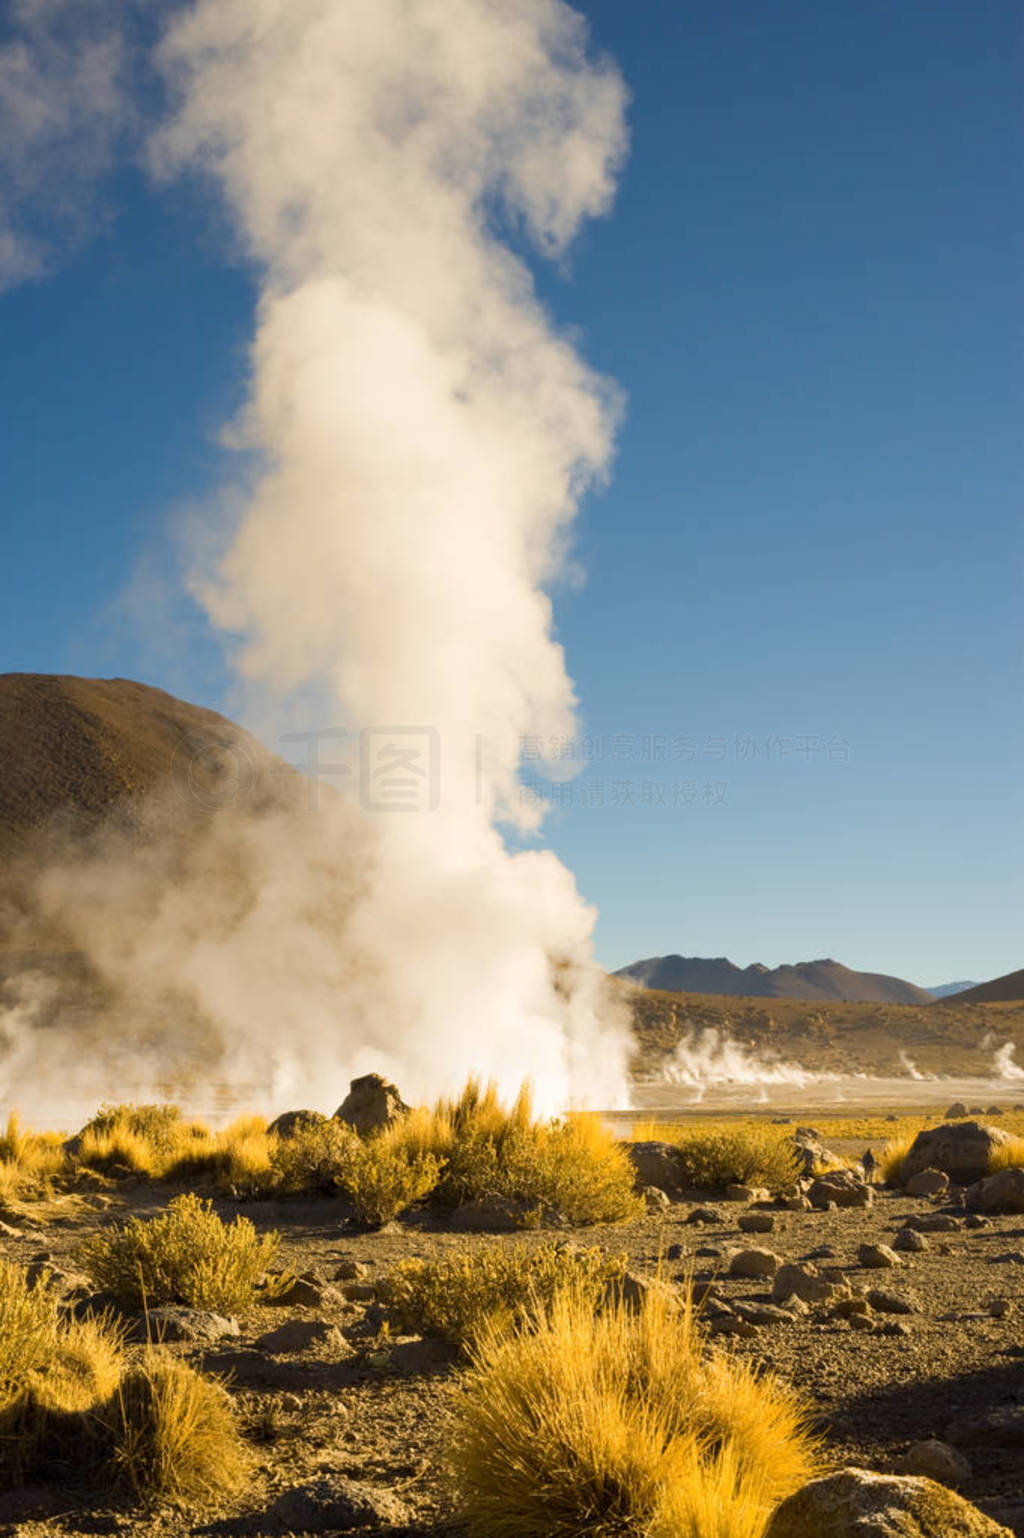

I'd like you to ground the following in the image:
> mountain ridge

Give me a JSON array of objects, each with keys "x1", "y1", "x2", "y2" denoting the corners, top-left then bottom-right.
[{"x1": 615, "y1": 952, "x2": 934, "y2": 1005}]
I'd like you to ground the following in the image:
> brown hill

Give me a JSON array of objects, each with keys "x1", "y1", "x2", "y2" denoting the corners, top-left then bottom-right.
[
  {"x1": 615, "y1": 953, "x2": 933, "y2": 1006},
  {"x1": 0, "y1": 672, "x2": 305, "y2": 950},
  {"x1": 949, "y1": 968, "x2": 1024, "y2": 1004}
]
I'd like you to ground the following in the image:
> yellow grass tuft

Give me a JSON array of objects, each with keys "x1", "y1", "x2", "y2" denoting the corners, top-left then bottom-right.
[
  {"x1": 989, "y1": 1136, "x2": 1024, "y2": 1174},
  {"x1": 878, "y1": 1135, "x2": 916, "y2": 1184},
  {"x1": 109, "y1": 1351, "x2": 247, "y2": 1503},
  {"x1": 78, "y1": 1192, "x2": 279, "y2": 1312},
  {"x1": 453, "y1": 1281, "x2": 820, "y2": 1537}
]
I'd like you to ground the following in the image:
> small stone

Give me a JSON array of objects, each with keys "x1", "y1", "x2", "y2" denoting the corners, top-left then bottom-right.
[
  {"x1": 906, "y1": 1212, "x2": 961, "y2": 1234},
  {"x1": 867, "y1": 1288, "x2": 916, "y2": 1315},
  {"x1": 906, "y1": 1168, "x2": 950, "y2": 1198},
  {"x1": 139, "y1": 1307, "x2": 240, "y2": 1344},
  {"x1": 733, "y1": 1301, "x2": 796, "y2": 1327},
  {"x1": 728, "y1": 1247, "x2": 781, "y2": 1279},
  {"x1": 332, "y1": 1260, "x2": 370, "y2": 1282},
  {"x1": 899, "y1": 1439, "x2": 972, "y2": 1487},
  {"x1": 642, "y1": 1185, "x2": 671, "y2": 1211},
  {"x1": 738, "y1": 1212, "x2": 776, "y2": 1234},
  {"x1": 710, "y1": 1315, "x2": 759, "y2": 1337},
  {"x1": 772, "y1": 1262, "x2": 840, "y2": 1304},
  {"x1": 666, "y1": 1243, "x2": 685, "y2": 1261},
  {"x1": 257, "y1": 1319, "x2": 346, "y2": 1354},
  {"x1": 724, "y1": 1184, "x2": 756, "y2": 1202},
  {"x1": 988, "y1": 1298, "x2": 1010, "y2": 1318},
  {"x1": 849, "y1": 1312, "x2": 876, "y2": 1332},
  {"x1": 858, "y1": 1242, "x2": 901, "y2": 1270},
  {"x1": 341, "y1": 1282, "x2": 378, "y2": 1303},
  {"x1": 893, "y1": 1228, "x2": 927, "y2": 1253},
  {"x1": 807, "y1": 1245, "x2": 838, "y2": 1260},
  {"x1": 685, "y1": 1206, "x2": 721, "y2": 1225},
  {"x1": 266, "y1": 1274, "x2": 345, "y2": 1308},
  {"x1": 832, "y1": 1295, "x2": 872, "y2": 1319}
]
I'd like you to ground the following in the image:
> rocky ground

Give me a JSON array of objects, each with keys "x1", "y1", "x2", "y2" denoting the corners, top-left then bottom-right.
[{"x1": 1, "y1": 1144, "x2": 1022, "y2": 1538}]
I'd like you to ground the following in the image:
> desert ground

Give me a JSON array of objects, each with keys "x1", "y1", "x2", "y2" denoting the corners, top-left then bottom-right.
[{"x1": 0, "y1": 1085, "x2": 1022, "y2": 1538}]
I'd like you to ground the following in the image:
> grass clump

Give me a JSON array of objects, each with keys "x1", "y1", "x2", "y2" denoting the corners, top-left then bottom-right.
[
  {"x1": 387, "y1": 1079, "x2": 642, "y2": 1226},
  {"x1": 0, "y1": 1112, "x2": 66, "y2": 1202},
  {"x1": 78, "y1": 1192, "x2": 279, "y2": 1312},
  {"x1": 878, "y1": 1135, "x2": 916, "y2": 1184},
  {"x1": 989, "y1": 1136, "x2": 1024, "y2": 1174},
  {"x1": 382, "y1": 1242, "x2": 627, "y2": 1347},
  {"x1": 108, "y1": 1351, "x2": 247, "y2": 1503},
  {"x1": 636, "y1": 1122, "x2": 800, "y2": 1194},
  {"x1": 74, "y1": 1103, "x2": 212, "y2": 1181},
  {"x1": 453, "y1": 1283, "x2": 820, "y2": 1538}
]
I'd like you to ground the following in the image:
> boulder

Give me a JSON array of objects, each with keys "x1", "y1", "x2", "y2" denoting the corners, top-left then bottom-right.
[
  {"x1": 265, "y1": 1271, "x2": 345, "y2": 1308},
  {"x1": 946, "y1": 1103, "x2": 969, "y2": 1119},
  {"x1": 764, "y1": 1467, "x2": 1012, "y2": 1537},
  {"x1": 622, "y1": 1141, "x2": 687, "y2": 1195},
  {"x1": 267, "y1": 1109, "x2": 327, "y2": 1139},
  {"x1": 893, "y1": 1228, "x2": 927, "y2": 1254},
  {"x1": 965, "y1": 1168, "x2": 1024, "y2": 1215},
  {"x1": 808, "y1": 1169, "x2": 873, "y2": 1209},
  {"x1": 905, "y1": 1168, "x2": 950, "y2": 1197},
  {"x1": 902, "y1": 1122, "x2": 1009, "y2": 1184},
  {"x1": 333, "y1": 1074, "x2": 409, "y2": 1135}
]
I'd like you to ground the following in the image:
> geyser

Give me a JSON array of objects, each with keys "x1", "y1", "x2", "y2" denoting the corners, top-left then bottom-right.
[{"x1": 3, "y1": 0, "x2": 635, "y2": 1120}]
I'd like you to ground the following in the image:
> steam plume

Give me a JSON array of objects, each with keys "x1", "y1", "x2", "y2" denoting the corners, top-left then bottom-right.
[{"x1": 77, "y1": 0, "x2": 632, "y2": 1112}]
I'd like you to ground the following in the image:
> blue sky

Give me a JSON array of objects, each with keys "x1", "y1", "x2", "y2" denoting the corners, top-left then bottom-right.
[{"x1": 1, "y1": 1, "x2": 1021, "y2": 985}]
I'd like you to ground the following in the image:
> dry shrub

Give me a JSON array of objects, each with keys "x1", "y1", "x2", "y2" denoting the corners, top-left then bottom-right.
[
  {"x1": 270, "y1": 1117, "x2": 361, "y2": 1193},
  {"x1": 78, "y1": 1192, "x2": 279, "y2": 1312},
  {"x1": 108, "y1": 1351, "x2": 247, "y2": 1503},
  {"x1": 878, "y1": 1135, "x2": 916, "y2": 1184},
  {"x1": 386, "y1": 1079, "x2": 641, "y2": 1226},
  {"x1": 454, "y1": 1283, "x2": 819, "y2": 1537},
  {"x1": 989, "y1": 1136, "x2": 1024, "y2": 1174},
  {"x1": 382, "y1": 1241, "x2": 627, "y2": 1346},
  {"x1": 637, "y1": 1123, "x2": 800, "y2": 1194},
  {"x1": 271, "y1": 1116, "x2": 438, "y2": 1224},
  {"x1": 338, "y1": 1138, "x2": 441, "y2": 1226}
]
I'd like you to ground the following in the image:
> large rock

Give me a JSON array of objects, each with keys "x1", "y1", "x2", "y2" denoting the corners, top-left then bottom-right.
[
  {"x1": 965, "y1": 1167, "x2": 1024, "y2": 1215},
  {"x1": 448, "y1": 1196, "x2": 536, "y2": 1232},
  {"x1": 622, "y1": 1141, "x2": 687, "y2": 1195},
  {"x1": 902, "y1": 1122, "x2": 1009, "y2": 1184},
  {"x1": 138, "y1": 1307, "x2": 240, "y2": 1344},
  {"x1": 764, "y1": 1467, "x2": 1013, "y2": 1537},
  {"x1": 772, "y1": 1262, "x2": 841, "y2": 1304},
  {"x1": 333, "y1": 1074, "x2": 409, "y2": 1135},
  {"x1": 808, "y1": 1169, "x2": 873, "y2": 1209}
]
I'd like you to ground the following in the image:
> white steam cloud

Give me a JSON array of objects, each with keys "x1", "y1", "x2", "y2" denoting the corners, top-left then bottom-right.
[{"x1": 4, "y1": 0, "x2": 631, "y2": 1121}]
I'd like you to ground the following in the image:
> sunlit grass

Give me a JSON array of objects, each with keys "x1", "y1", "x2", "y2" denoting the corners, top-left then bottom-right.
[{"x1": 453, "y1": 1279, "x2": 821, "y2": 1537}]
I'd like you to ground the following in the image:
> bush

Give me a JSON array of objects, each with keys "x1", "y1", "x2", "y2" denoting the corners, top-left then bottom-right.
[
  {"x1": 637, "y1": 1123, "x2": 800, "y2": 1194},
  {"x1": 270, "y1": 1118, "x2": 360, "y2": 1193},
  {"x1": 108, "y1": 1351, "x2": 247, "y2": 1502},
  {"x1": 453, "y1": 1282, "x2": 819, "y2": 1537},
  {"x1": 78, "y1": 1193, "x2": 279, "y2": 1312},
  {"x1": 382, "y1": 1242, "x2": 627, "y2": 1347},
  {"x1": 0, "y1": 1113, "x2": 67, "y2": 1200},
  {"x1": 338, "y1": 1138, "x2": 441, "y2": 1226}
]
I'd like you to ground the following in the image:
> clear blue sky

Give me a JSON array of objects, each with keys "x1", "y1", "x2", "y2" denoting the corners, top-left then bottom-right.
[{"x1": 1, "y1": 1, "x2": 1021, "y2": 986}]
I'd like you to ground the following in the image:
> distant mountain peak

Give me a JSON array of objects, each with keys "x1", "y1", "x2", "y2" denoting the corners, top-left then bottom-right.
[{"x1": 614, "y1": 953, "x2": 933, "y2": 1005}]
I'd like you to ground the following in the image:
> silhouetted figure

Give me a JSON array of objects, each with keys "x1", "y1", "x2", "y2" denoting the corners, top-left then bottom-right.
[{"x1": 862, "y1": 1148, "x2": 878, "y2": 1182}]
